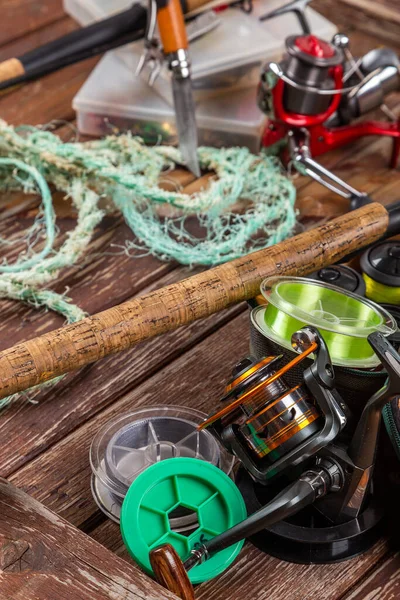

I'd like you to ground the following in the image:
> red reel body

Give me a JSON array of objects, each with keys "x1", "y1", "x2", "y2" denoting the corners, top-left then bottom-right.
[{"x1": 259, "y1": 34, "x2": 400, "y2": 171}]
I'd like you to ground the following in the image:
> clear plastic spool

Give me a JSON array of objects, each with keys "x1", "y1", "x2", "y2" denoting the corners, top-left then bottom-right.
[{"x1": 90, "y1": 406, "x2": 234, "y2": 529}]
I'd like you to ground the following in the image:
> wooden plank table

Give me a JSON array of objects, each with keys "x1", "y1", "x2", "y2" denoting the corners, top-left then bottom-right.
[{"x1": 0, "y1": 1, "x2": 400, "y2": 598}]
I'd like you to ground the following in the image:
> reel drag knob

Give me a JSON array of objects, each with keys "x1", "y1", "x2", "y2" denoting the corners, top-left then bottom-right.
[
  {"x1": 150, "y1": 544, "x2": 194, "y2": 600},
  {"x1": 283, "y1": 34, "x2": 343, "y2": 115},
  {"x1": 361, "y1": 241, "x2": 400, "y2": 306}
]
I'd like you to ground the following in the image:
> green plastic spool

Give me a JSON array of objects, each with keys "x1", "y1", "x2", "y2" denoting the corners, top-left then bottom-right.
[
  {"x1": 255, "y1": 277, "x2": 397, "y2": 368},
  {"x1": 120, "y1": 457, "x2": 247, "y2": 584}
]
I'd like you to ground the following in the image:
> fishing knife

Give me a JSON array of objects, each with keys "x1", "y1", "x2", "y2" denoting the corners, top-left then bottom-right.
[{"x1": 152, "y1": 0, "x2": 201, "y2": 177}]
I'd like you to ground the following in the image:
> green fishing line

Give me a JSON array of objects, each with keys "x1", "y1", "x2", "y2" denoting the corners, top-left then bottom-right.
[
  {"x1": 363, "y1": 273, "x2": 400, "y2": 305},
  {"x1": 260, "y1": 278, "x2": 396, "y2": 367}
]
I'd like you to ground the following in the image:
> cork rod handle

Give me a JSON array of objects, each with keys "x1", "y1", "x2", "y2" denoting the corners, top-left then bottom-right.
[
  {"x1": 0, "y1": 58, "x2": 25, "y2": 83},
  {"x1": 0, "y1": 203, "x2": 389, "y2": 401}
]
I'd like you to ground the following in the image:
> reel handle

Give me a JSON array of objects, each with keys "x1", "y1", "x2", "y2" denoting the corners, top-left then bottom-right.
[
  {"x1": 149, "y1": 462, "x2": 342, "y2": 598},
  {"x1": 150, "y1": 544, "x2": 194, "y2": 600},
  {"x1": 259, "y1": 0, "x2": 311, "y2": 33}
]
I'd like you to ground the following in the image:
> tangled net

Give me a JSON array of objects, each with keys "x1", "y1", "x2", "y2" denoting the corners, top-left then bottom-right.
[
  {"x1": 0, "y1": 120, "x2": 296, "y2": 407},
  {"x1": 0, "y1": 119, "x2": 296, "y2": 323}
]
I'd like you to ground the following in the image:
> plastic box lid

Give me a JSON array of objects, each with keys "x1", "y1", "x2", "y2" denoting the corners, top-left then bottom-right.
[
  {"x1": 63, "y1": 0, "x2": 337, "y2": 80},
  {"x1": 73, "y1": 50, "x2": 267, "y2": 136}
]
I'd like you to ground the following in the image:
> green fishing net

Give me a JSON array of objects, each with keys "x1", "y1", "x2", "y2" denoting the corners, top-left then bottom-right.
[
  {"x1": 0, "y1": 120, "x2": 297, "y2": 407},
  {"x1": 0, "y1": 119, "x2": 296, "y2": 325}
]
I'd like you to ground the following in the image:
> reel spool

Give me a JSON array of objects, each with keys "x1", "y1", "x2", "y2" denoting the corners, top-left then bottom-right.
[
  {"x1": 258, "y1": 34, "x2": 344, "y2": 119},
  {"x1": 200, "y1": 327, "x2": 346, "y2": 484},
  {"x1": 121, "y1": 333, "x2": 400, "y2": 595},
  {"x1": 248, "y1": 266, "x2": 365, "y2": 311},
  {"x1": 306, "y1": 265, "x2": 366, "y2": 296},
  {"x1": 249, "y1": 277, "x2": 394, "y2": 414},
  {"x1": 208, "y1": 354, "x2": 321, "y2": 466},
  {"x1": 120, "y1": 458, "x2": 247, "y2": 585},
  {"x1": 90, "y1": 406, "x2": 233, "y2": 529},
  {"x1": 361, "y1": 241, "x2": 400, "y2": 306},
  {"x1": 282, "y1": 35, "x2": 344, "y2": 115},
  {"x1": 256, "y1": 277, "x2": 396, "y2": 368}
]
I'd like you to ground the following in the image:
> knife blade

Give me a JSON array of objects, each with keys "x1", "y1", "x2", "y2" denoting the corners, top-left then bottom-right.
[
  {"x1": 156, "y1": 0, "x2": 200, "y2": 177},
  {"x1": 172, "y1": 74, "x2": 200, "y2": 177}
]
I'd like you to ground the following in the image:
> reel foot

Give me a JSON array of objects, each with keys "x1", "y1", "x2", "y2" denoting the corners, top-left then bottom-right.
[
  {"x1": 237, "y1": 468, "x2": 384, "y2": 564},
  {"x1": 150, "y1": 544, "x2": 194, "y2": 600}
]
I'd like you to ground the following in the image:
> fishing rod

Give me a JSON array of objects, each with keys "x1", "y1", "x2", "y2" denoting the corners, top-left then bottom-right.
[
  {"x1": 0, "y1": 200, "x2": 399, "y2": 402},
  {"x1": 0, "y1": 0, "x2": 240, "y2": 93}
]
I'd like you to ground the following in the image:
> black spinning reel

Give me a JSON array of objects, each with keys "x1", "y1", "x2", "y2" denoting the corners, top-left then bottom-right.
[
  {"x1": 148, "y1": 327, "x2": 400, "y2": 599},
  {"x1": 200, "y1": 327, "x2": 347, "y2": 484},
  {"x1": 199, "y1": 326, "x2": 400, "y2": 563}
]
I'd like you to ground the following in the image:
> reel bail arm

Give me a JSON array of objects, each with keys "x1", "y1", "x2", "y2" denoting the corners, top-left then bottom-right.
[
  {"x1": 288, "y1": 129, "x2": 372, "y2": 209},
  {"x1": 349, "y1": 333, "x2": 400, "y2": 470}
]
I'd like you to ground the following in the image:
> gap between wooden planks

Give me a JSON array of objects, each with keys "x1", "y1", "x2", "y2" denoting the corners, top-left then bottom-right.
[
  {"x1": 0, "y1": 478, "x2": 178, "y2": 600},
  {"x1": 1, "y1": 53, "x2": 399, "y2": 501},
  {"x1": 5, "y1": 185, "x2": 400, "y2": 600}
]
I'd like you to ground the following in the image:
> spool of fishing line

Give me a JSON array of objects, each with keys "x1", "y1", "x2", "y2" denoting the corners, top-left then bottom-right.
[
  {"x1": 253, "y1": 277, "x2": 396, "y2": 369},
  {"x1": 90, "y1": 406, "x2": 234, "y2": 529},
  {"x1": 248, "y1": 277, "x2": 394, "y2": 413},
  {"x1": 361, "y1": 241, "x2": 400, "y2": 306},
  {"x1": 306, "y1": 265, "x2": 366, "y2": 296},
  {"x1": 248, "y1": 265, "x2": 366, "y2": 311},
  {"x1": 209, "y1": 353, "x2": 322, "y2": 465}
]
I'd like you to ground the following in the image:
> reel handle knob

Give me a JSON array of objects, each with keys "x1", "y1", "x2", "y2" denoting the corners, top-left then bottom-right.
[{"x1": 150, "y1": 544, "x2": 195, "y2": 600}]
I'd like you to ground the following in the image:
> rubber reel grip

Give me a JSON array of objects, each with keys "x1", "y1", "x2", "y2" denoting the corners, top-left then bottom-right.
[{"x1": 150, "y1": 544, "x2": 194, "y2": 600}]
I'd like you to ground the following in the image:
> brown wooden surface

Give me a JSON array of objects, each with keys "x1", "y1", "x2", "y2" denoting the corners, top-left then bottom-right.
[
  {"x1": 0, "y1": 478, "x2": 177, "y2": 599},
  {"x1": 0, "y1": 2, "x2": 400, "y2": 600}
]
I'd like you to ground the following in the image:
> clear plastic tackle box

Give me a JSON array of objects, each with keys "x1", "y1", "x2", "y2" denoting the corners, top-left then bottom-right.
[
  {"x1": 73, "y1": 51, "x2": 268, "y2": 152},
  {"x1": 64, "y1": 0, "x2": 337, "y2": 105}
]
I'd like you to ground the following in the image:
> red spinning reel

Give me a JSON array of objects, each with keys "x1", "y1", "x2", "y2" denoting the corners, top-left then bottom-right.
[{"x1": 258, "y1": 0, "x2": 400, "y2": 205}]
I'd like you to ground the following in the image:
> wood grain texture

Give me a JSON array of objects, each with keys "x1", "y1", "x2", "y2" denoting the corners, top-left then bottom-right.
[
  {"x1": 0, "y1": 18, "x2": 99, "y2": 125},
  {"x1": 341, "y1": 552, "x2": 400, "y2": 600},
  {"x1": 0, "y1": 5, "x2": 399, "y2": 600},
  {"x1": 0, "y1": 202, "x2": 389, "y2": 400},
  {"x1": 0, "y1": 0, "x2": 65, "y2": 47},
  {"x1": 0, "y1": 478, "x2": 177, "y2": 600},
  {"x1": 0, "y1": 270, "x2": 243, "y2": 478},
  {"x1": 150, "y1": 545, "x2": 194, "y2": 600},
  {"x1": 313, "y1": 0, "x2": 400, "y2": 43},
  {"x1": 8, "y1": 309, "x2": 249, "y2": 521},
  {"x1": 22, "y1": 308, "x2": 388, "y2": 600}
]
